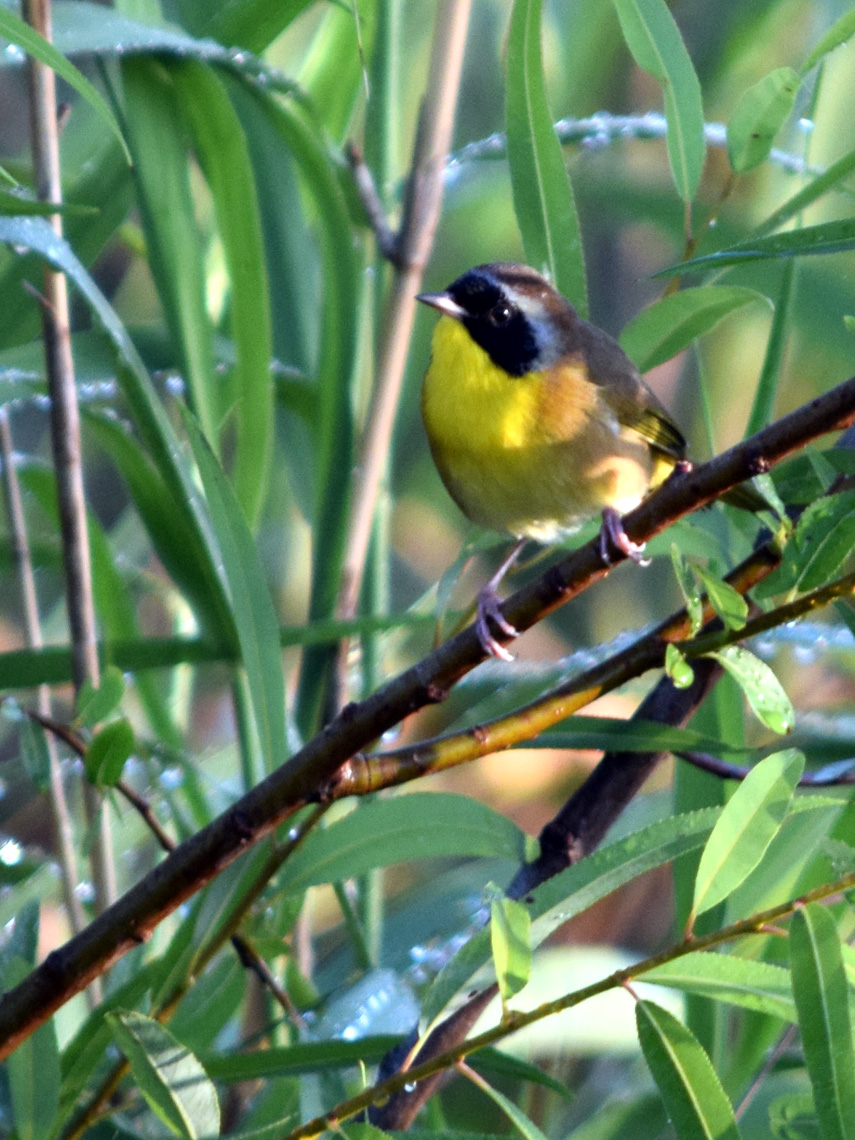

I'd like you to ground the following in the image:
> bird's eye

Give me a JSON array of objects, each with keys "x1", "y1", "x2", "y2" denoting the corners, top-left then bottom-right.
[{"x1": 489, "y1": 303, "x2": 512, "y2": 326}]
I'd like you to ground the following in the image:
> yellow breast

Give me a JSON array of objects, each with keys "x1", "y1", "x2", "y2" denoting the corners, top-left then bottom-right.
[{"x1": 421, "y1": 316, "x2": 661, "y2": 541}]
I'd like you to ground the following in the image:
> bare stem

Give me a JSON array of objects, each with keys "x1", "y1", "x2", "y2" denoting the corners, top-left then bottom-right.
[
  {"x1": 24, "y1": 0, "x2": 114, "y2": 911},
  {"x1": 335, "y1": 0, "x2": 473, "y2": 625}
]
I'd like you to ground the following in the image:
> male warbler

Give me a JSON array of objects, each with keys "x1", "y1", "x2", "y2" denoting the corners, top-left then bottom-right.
[{"x1": 418, "y1": 262, "x2": 687, "y2": 659}]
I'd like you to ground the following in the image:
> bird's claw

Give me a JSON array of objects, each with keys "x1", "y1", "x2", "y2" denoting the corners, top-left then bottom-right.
[
  {"x1": 599, "y1": 507, "x2": 650, "y2": 567},
  {"x1": 476, "y1": 584, "x2": 518, "y2": 661}
]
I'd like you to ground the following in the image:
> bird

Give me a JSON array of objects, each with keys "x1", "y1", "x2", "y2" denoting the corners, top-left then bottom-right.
[{"x1": 417, "y1": 262, "x2": 688, "y2": 660}]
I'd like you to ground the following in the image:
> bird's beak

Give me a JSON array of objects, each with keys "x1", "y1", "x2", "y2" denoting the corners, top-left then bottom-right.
[{"x1": 416, "y1": 291, "x2": 467, "y2": 321}]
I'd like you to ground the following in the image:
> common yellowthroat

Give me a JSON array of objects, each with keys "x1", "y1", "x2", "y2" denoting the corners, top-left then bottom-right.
[{"x1": 417, "y1": 262, "x2": 687, "y2": 659}]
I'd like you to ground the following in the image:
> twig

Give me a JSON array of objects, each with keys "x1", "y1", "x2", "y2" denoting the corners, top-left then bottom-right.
[
  {"x1": 0, "y1": 412, "x2": 87, "y2": 938},
  {"x1": 335, "y1": 0, "x2": 473, "y2": 628},
  {"x1": 677, "y1": 750, "x2": 855, "y2": 786},
  {"x1": 1, "y1": 372, "x2": 855, "y2": 1058},
  {"x1": 24, "y1": 0, "x2": 114, "y2": 911}
]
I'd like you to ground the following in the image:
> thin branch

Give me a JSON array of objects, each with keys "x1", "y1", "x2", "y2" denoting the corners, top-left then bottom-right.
[
  {"x1": 678, "y1": 750, "x2": 855, "y2": 786},
  {"x1": 0, "y1": 412, "x2": 86, "y2": 937},
  {"x1": 1, "y1": 373, "x2": 854, "y2": 1058},
  {"x1": 24, "y1": 0, "x2": 114, "y2": 912},
  {"x1": 335, "y1": 0, "x2": 473, "y2": 628}
]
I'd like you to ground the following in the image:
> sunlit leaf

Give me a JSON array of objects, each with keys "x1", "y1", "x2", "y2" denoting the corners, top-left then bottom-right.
[
  {"x1": 636, "y1": 1000, "x2": 741, "y2": 1140},
  {"x1": 727, "y1": 68, "x2": 800, "y2": 173},
  {"x1": 107, "y1": 1011, "x2": 220, "y2": 1140},
  {"x1": 790, "y1": 904, "x2": 855, "y2": 1140},
  {"x1": 692, "y1": 749, "x2": 803, "y2": 919},
  {"x1": 707, "y1": 646, "x2": 794, "y2": 734},
  {"x1": 490, "y1": 893, "x2": 532, "y2": 1004},
  {"x1": 621, "y1": 286, "x2": 769, "y2": 372},
  {"x1": 612, "y1": 0, "x2": 705, "y2": 201}
]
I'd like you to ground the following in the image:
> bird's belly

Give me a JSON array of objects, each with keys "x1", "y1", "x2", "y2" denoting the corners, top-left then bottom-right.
[{"x1": 433, "y1": 432, "x2": 656, "y2": 541}]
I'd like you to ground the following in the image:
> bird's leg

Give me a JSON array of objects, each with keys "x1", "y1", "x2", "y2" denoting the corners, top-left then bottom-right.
[
  {"x1": 476, "y1": 538, "x2": 527, "y2": 661},
  {"x1": 599, "y1": 506, "x2": 650, "y2": 567}
]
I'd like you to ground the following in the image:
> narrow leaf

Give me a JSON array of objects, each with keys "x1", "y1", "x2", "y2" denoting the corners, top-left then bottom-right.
[
  {"x1": 182, "y1": 409, "x2": 287, "y2": 774},
  {"x1": 803, "y1": 9, "x2": 855, "y2": 73},
  {"x1": 659, "y1": 217, "x2": 855, "y2": 275},
  {"x1": 692, "y1": 749, "x2": 804, "y2": 918},
  {"x1": 506, "y1": 0, "x2": 587, "y2": 312},
  {"x1": 642, "y1": 951, "x2": 796, "y2": 1022},
  {"x1": 745, "y1": 257, "x2": 795, "y2": 436},
  {"x1": 666, "y1": 643, "x2": 695, "y2": 689},
  {"x1": 5, "y1": 957, "x2": 59, "y2": 1140},
  {"x1": 172, "y1": 60, "x2": 274, "y2": 529},
  {"x1": 84, "y1": 719, "x2": 135, "y2": 788},
  {"x1": 280, "y1": 793, "x2": 527, "y2": 895},
  {"x1": 727, "y1": 68, "x2": 801, "y2": 173},
  {"x1": 790, "y1": 904, "x2": 855, "y2": 1140},
  {"x1": 620, "y1": 286, "x2": 769, "y2": 372},
  {"x1": 612, "y1": 0, "x2": 705, "y2": 201},
  {"x1": 490, "y1": 894, "x2": 532, "y2": 1003},
  {"x1": 107, "y1": 1011, "x2": 220, "y2": 1140},
  {"x1": 636, "y1": 1000, "x2": 741, "y2": 1140},
  {"x1": 670, "y1": 544, "x2": 703, "y2": 634},
  {"x1": 122, "y1": 58, "x2": 219, "y2": 448},
  {"x1": 0, "y1": 7, "x2": 129, "y2": 161},
  {"x1": 755, "y1": 147, "x2": 855, "y2": 241},
  {"x1": 693, "y1": 566, "x2": 748, "y2": 631},
  {"x1": 464, "y1": 1071, "x2": 549, "y2": 1140},
  {"x1": 707, "y1": 646, "x2": 794, "y2": 734},
  {"x1": 75, "y1": 664, "x2": 125, "y2": 728}
]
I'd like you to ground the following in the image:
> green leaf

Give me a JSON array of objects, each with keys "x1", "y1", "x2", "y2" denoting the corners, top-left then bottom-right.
[
  {"x1": 171, "y1": 61, "x2": 273, "y2": 529},
  {"x1": 693, "y1": 566, "x2": 748, "y2": 631},
  {"x1": 182, "y1": 408, "x2": 287, "y2": 774},
  {"x1": 670, "y1": 546, "x2": 703, "y2": 635},
  {"x1": 5, "y1": 957, "x2": 60, "y2": 1140},
  {"x1": 423, "y1": 809, "x2": 720, "y2": 1025},
  {"x1": 620, "y1": 286, "x2": 769, "y2": 372},
  {"x1": 177, "y1": 0, "x2": 315, "y2": 53},
  {"x1": 107, "y1": 1011, "x2": 220, "y2": 1140},
  {"x1": 659, "y1": 217, "x2": 855, "y2": 275},
  {"x1": 666, "y1": 643, "x2": 695, "y2": 689},
  {"x1": 755, "y1": 147, "x2": 855, "y2": 241},
  {"x1": 745, "y1": 257, "x2": 795, "y2": 437},
  {"x1": 642, "y1": 951, "x2": 795, "y2": 1022},
  {"x1": 0, "y1": 188, "x2": 96, "y2": 217},
  {"x1": 84, "y1": 718, "x2": 135, "y2": 787},
  {"x1": 463, "y1": 1072, "x2": 549, "y2": 1140},
  {"x1": 490, "y1": 893, "x2": 532, "y2": 1004},
  {"x1": 506, "y1": 0, "x2": 587, "y2": 313},
  {"x1": 76, "y1": 664, "x2": 125, "y2": 728},
  {"x1": 802, "y1": 9, "x2": 855, "y2": 73},
  {"x1": 0, "y1": 6, "x2": 130, "y2": 162},
  {"x1": 636, "y1": 1000, "x2": 741, "y2": 1140},
  {"x1": 692, "y1": 749, "x2": 804, "y2": 919},
  {"x1": 754, "y1": 490, "x2": 855, "y2": 598},
  {"x1": 19, "y1": 715, "x2": 51, "y2": 793},
  {"x1": 0, "y1": 215, "x2": 234, "y2": 639},
  {"x1": 122, "y1": 58, "x2": 219, "y2": 448},
  {"x1": 611, "y1": 0, "x2": 705, "y2": 201},
  {"x1": 790, "y1": 904, "x2": 855, "y2": 1140},
  {"x1": 280, "y1": 793, "x2": 527, "y2": 895},
  {"x1": 727, "y1": 68, "x2": 801, "y2": 173},
  {"x1": 707, "y1": 646, "x2": 794, "y2": 734}
]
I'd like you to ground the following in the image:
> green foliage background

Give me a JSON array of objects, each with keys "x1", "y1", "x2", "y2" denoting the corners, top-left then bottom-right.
[{"x1": 2, "y1": 0, "x2": 855, "y2": 1138}]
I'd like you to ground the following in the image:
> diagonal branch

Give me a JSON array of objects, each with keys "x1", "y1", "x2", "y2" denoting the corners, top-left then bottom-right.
[{"x1": 0, "y1": 373, "x2": 854, "y2": 1058}]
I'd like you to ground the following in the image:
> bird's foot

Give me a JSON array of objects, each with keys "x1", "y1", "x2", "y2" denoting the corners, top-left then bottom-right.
[
  {"x1": 476, "y1": 584, "x2": 518, "y2": 661},
  {"x1": 599, "y1": 506, "x2": 650, "y2": 566}
]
